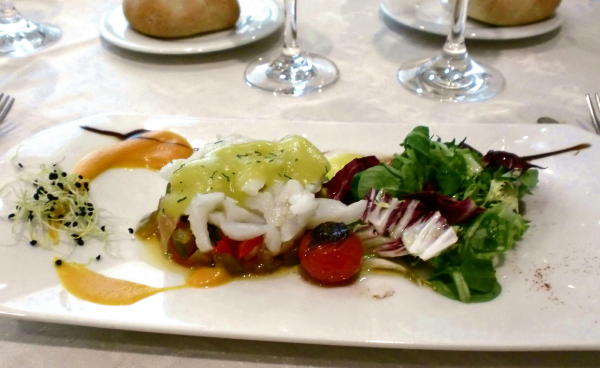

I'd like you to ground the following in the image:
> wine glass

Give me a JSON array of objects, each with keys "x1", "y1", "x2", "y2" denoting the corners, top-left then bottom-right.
[
  {"x1": 244, "y1": 0, "x2": 338, "y2": 96},
  {"x1": 0, "y1": 0, "x2": 61, "y2": 57},
  {"x1": 397, "y1": 0, "x2": 504, "y2": 102}
]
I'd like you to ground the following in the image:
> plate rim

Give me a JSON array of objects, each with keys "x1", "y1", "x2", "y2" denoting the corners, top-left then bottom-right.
[
  {"x1": 98, "y1": 0, "x2": 284, "y2": 55},
  {"x1": 379, "y1": 0, "x2": 563, "y2": 41}
]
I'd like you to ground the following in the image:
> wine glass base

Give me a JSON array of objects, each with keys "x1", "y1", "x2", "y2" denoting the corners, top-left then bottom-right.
[
  {"x1": 397, "y1": 55, "x2": 505, "y2": 102},
  {"x1": 0, "y1": 19, "x2": 61, "y2": 57},
  {"x1": 245, "y1": 53, "x2": 338, "y2": 96}
]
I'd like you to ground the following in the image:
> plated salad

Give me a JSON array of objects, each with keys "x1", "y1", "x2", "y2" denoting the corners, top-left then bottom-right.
[
  {"x1": 139, "y1": 126, "x2": 539, "y2": 303},
  {"x1": 3, "y1": 124, "x2": 550, "y2": 304}
]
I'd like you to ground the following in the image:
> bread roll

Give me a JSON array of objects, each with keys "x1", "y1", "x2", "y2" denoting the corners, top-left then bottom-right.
[
  {"x1": 123, "y1": 0, "x2": 241, "y2": 38},
  {"x1": 468, "y1": 0, "x2": 561, "y2": 26}
]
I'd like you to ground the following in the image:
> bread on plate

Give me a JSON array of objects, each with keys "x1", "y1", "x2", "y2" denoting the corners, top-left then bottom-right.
[
  {"x1": 467, "y1": 0, "x2": 561, "y2": 26},
  {"x1": 123, "y1": 0, "x2": 241, "y2": 38}
]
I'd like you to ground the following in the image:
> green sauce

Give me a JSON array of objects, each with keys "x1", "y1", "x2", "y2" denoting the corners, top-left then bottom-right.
[{"x1": 160, "y1": 136, "x2": 330, "y2": 218}]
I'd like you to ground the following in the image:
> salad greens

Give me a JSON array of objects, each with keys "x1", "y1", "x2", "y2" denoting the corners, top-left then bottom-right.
[{"x1": 349, "y1": 126, "x2": 538, "y2": 303}]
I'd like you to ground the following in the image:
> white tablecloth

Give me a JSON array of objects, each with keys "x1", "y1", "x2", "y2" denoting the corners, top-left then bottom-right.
[{"x1": 1, "y1": 0, "x2": 600, "y2": 366}]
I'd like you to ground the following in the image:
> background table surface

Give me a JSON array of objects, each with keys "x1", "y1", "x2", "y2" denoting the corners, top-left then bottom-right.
[{"x1": 1, "y1": 0, "x2": 600, "y2": 366}]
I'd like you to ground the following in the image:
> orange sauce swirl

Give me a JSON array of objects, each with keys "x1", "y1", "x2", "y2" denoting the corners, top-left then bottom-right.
[
  {"x1": 54, "y1": 260, "x2": 231, "y2": 305},
  {"x1": 72, "y1": 130, "x2": 193, "y2": 180}
]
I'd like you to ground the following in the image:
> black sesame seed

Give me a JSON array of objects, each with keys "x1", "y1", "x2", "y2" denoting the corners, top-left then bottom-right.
[
  {"x1": 95, "y1": 255, "x2": 101, "y2": 261},
  {"x1": 55, "y1": 259, "x2": 63, "y2": 266},
  {"x1": 84, "y1": 182, "x2": 89, "y2": 190},
  {"x1": 128, "y1": 228, "x2": 134, "y2": 234},
  {"x1": 61, "y1": 172, "x2": 67, "y2": 177},
  {"x1": 8, "y1": 213, "x2": 15, "y2": 219},
  {"x1": 17, "y1": 163, "x2": 23, "y2": 168},
  {"x1": 71, "y1": 233, "x2": 78, "y2": 238},
  {"x1": 49, "y1": 173, "x2": 58, "y2": 180},
  {"x1": 78, "y1": 175, "x2": 83, "y2": 179},
  {"x1": 29, "y1": 240, "x2": 37, "y2": 246},
  {"x1": 57, "y1": 183, "x2": 64, "y2": 189},
  {"x1": 33, "y1": 194, "x2": 39, "y2": 200},
  {"x1": 75, "y1": 182, "x2": 82, "y2": 188},
  {"x1": 101, "y1": 225, "x2": 106, "y2": 232},
  {"x1": 72, "y1": 221, "x2": 78, "y2": 227},
  {"x1": 76, "y1": 238, "x2": 84, "y2": 246},
  {"x1": 65, "y1": 222, "x2": 71, "y2": 227}
]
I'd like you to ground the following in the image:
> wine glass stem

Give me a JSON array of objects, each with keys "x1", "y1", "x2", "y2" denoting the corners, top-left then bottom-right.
[
  {"x1": 282, "y1": 0, "x2": 300, "y2": 57},
  {"x1": 442, "y1": 0, "x2": 468, "y2": 60}
]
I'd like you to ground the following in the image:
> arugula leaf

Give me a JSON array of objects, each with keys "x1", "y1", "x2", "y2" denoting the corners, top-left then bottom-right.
[
  {"x1": 401, "y1": 125, "x2": 431, "y2": 158},
  {"x1": 427, "y1": 202, "x2": 527, "y2": 302},
  {"x1": 429, "y1": 254, "x2": 502, "y2": 303},
  {"x1": 351, "y1": 165, "x2": 403, "y2": 198}
]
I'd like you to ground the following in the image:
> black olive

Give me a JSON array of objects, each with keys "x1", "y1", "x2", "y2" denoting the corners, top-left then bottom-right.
[
  {"x1": 207, "y1": 223, "x2": 222, "y2": 243},
  {"x1": 310, "y1": 222, "x2": 350, "y2": 246}
]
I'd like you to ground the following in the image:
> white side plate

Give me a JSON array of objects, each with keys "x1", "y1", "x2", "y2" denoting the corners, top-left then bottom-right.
[
  {"x1": 0, "y1": 114, "x2": 599, "y2": 350},
  {"x1": 99, "y1": 0, "x2": 283, "y2": 55},
  {"x1": 380, "y1": 0, "x2": 563, "y2": 40}
]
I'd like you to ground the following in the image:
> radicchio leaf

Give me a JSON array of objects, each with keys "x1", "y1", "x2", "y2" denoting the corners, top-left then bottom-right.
[
  {"x1": 482, "y1": 150, "x2": 542, "y2": 171},
  {"x1": 325, "y1": 156, "x2": 380, "y2": 202},
  {"x1": 356, "y1": 189, "x2": 458, "y2": 260},
  {"x1": 404, "y1": 191, "x2": 484, "y2": 225}
]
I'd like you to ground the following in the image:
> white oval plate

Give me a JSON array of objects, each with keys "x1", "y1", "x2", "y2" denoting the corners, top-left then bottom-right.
[
  {"x1": 380, "y1": 0, "x2": 563, "y2": 40},
  {"x1": 1, "y1": 114, "x2": 600, "y2": 350},
  {"x1": 99, "y1": 0, "x2": 283, "y2": 55}
]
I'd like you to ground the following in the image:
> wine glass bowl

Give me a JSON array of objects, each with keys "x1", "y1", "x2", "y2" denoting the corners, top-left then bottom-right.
[
  {"x1": 397, "y1": 0, "x2": 504, "y2": 102},
  {"x1": 0, "y1": 1, "x2": 61, "y2": 57},
  {"x1": 244, "y1": 0, "x2": 338, "y2": 96}
]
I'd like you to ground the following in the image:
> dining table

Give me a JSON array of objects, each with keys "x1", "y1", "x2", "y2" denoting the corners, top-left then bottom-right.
[{"x1": 1, "y1": 0, "x2": 600, "y2": 366}]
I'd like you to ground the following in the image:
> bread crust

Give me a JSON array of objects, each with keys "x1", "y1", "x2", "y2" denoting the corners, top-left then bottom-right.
[
  {"x1": 123, "y1": 0, "x2": 241, "y2": 38},
  {"x1": 468, "y1": 0, "x2": 561, "y2": 26}
]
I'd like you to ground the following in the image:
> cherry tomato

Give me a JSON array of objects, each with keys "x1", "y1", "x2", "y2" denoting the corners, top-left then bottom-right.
[
  {"x1": 237, "y1": 236, "x2": 263, "y2": 260},
  {"x1": 298, "y1": 231, "x2": 363, "y2": 285}
]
